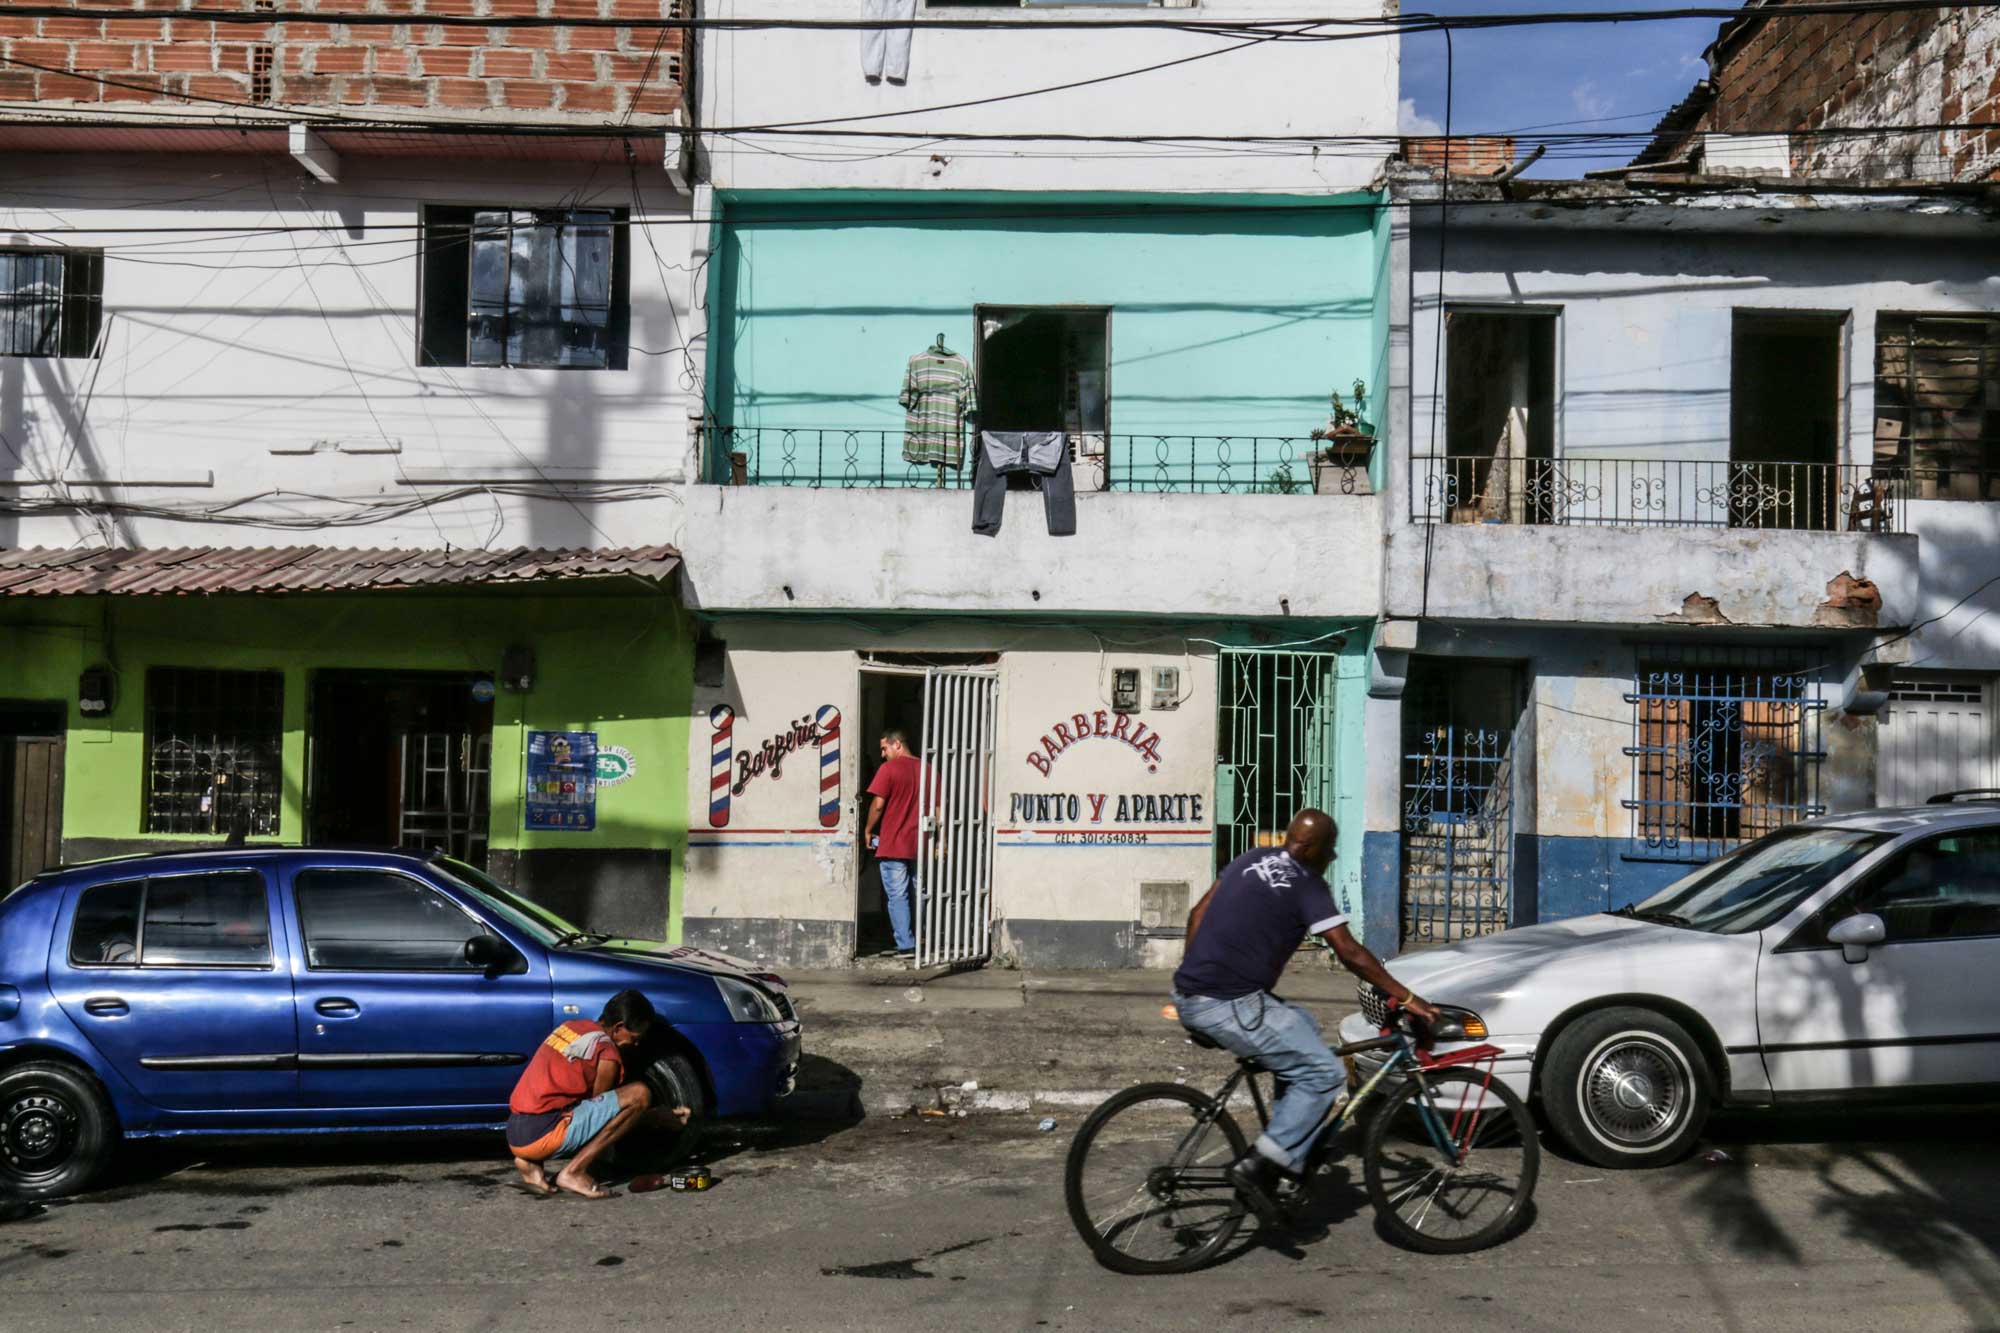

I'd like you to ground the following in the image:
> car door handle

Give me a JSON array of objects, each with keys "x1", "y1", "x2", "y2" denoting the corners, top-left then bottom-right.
[
  {"x1": 314, "y1": 998, "x2": 360, "y2": 1018},
  {"x1": 83, "y1": 997, "x2": 129, "y2": 1017}
]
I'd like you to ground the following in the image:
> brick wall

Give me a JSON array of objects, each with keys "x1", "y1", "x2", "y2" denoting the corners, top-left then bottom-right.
[
  {"x1": 1694, "y1": 1, "x2": 1999, "y2": 181},
  {"x1": 0, "y1": 0, "x2": 685, "y2": 118},
  {"x1": 1403, "y1": 136, "x2": 1517, "y2": 175}
]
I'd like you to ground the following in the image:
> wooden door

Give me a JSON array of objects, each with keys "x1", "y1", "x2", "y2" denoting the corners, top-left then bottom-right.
[{"x1": 8, "y1": 735, "x2": 64, "y2": 886}]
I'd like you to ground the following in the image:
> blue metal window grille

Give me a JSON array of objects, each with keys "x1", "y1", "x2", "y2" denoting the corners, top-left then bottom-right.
[
  {"x1": 1401, "y1": 725, "x2": 1513, "y2": 943},
  {"x1": 1624, "y1": 656, "x2": 1826, "y2": 863}
]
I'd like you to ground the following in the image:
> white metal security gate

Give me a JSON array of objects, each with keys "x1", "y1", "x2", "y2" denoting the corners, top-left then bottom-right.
[
  {"x1": 1879, "y1": 673, "x2": 1996, "y2": 807},
  {"x1": 915, "y1": 667, "x2": 999, "y2": 969}
]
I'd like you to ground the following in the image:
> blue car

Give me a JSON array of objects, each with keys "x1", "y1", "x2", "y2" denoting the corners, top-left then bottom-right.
[{"x1": 0, "y1": 847, "x2": 801, "y2": 1198}]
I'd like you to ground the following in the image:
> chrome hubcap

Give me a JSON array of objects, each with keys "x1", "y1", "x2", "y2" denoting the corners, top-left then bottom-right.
[
  {"x1": 1582, "y1": 1041, "x2": 1683, "y2": 1146},
  {"x1": 3, "y1": 1093, "x2": 78, "y2": 1174}
]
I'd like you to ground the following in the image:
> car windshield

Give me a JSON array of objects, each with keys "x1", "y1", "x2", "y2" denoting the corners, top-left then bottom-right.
[
  {"x1": 431, "y1": 857, "x2": 603, "y2": 948},
  {"x1": 1621, "y1": 826, "x2": 1891, "y2": 935}
]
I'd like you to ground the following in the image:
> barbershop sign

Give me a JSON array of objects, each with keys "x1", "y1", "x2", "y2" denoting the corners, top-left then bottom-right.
[{"x1": 1024, "y1": 709, "x2": 1165, "y2": 776}]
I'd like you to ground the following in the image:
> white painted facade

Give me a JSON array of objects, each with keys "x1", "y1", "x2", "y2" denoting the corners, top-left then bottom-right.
[
  {"x1": 1357, "y1": 176, "x2": 2000, "y2": 949},
  {"x1": 0, "y1": 151, "x2": 699, "y2": 553},
  {"x1": 699, "y1": 0, "x2": 1399, "y2": 195},
  {"x1": 679, "y1": 485, "x2": 1382, "y2": 619},
  {"x1": 681, "y1": 620, "x2": 1225, "y2": 968}
]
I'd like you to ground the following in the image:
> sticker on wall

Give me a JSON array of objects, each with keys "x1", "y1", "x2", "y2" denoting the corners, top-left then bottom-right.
[
  {"x1": 470, "y1": 679, "x2": 497, "y2": 703},
  {"x1": 525, "y1": 730, "x2": 598, "y2": 831},
  {"x1": 815, "y1": 705, "x2": 842, "y2": 829},
  {"x1": 596, "y1": 745, "x2": 637, "y2": 788},
  {"x1": 708, "y1": 705, "x2": 734, "y2": 828}
]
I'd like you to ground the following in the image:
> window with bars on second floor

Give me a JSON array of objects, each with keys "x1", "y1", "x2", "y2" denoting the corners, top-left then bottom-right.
[
  {"x1": 143, "y1": 668, "x2": 285, "y2": 838},
  {"x1": 0, "y1": 248, "x2": 104, "y2": 358},
  {"x1": 418, "y1": 206, "x2": 630, "y2": 370},
  {"x1": 1874, "y1": 313, "x2": 2000, "y2": 499}
]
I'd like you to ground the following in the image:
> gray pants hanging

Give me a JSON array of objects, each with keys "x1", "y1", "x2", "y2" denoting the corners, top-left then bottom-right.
[
  {"x1": 972, "y1": 436, "x2": 1077, "y2": 538},
  {"x1": 861, "y1": 0, "x2": 916, "y2": 82}
]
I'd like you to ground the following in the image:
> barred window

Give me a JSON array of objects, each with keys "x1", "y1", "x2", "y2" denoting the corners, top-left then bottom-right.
[
  {"x1": 1625, "y1": 652, "x2": 1826, "y2": 863},
  {"x1": 143, "y1": 669, "x2": 284, "y2": 837},
  {"x1": 1874, "y1": 314, "x2": 2000, "y2": 499},
  {"x1": 0, "y1": 248, "x2": 103, "y2": 358}
]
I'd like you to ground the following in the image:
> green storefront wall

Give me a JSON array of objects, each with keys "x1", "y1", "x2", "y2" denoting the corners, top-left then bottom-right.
[{"x1": 1, "y1": 588, "x2": 692, "y2": 941}]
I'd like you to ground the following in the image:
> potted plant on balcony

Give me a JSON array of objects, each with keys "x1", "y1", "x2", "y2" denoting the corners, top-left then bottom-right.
[{"x1": 1309, "y1": 379, "x2": 1375, "y2": 495}]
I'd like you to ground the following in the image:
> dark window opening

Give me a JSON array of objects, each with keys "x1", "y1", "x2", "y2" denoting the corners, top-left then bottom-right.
[
  {"x1": 141, "y1": 871, "x2": 271, "y2": 967},
  {"x1": 143, "y1": 668, "x2": 284, "y2": 837},
  {"x1": 1627, "y1": 649, "x2": 1826, "y2": 863},
  {"x1": 1808, "y1": 827, "x2": 2000, "y2": 945},
  {"x1": 69, "y1": 879, "x2": 143, "y2": 966},
  {"x1": 419, "y1": 206, "x2": 630, "y2": 370},
  {"x1": 296, "y1": 868, "x2": 494, "y2": 971},
  {"x1": 1729, "y1": 312, "x2": 1844, "y2": 528},
  {"x1": 975, "y1": 306, "x2": 1109, "y2": 436},
  {"x1": 1443, "y1": 310, "x2": 1556, "y2": 523},
  {"x1": 0, "y1": 248, "x2": 103, "y2": 359},
  {"x1": 1874, "y1": 313, "x2": 2000, "y2": 499}
]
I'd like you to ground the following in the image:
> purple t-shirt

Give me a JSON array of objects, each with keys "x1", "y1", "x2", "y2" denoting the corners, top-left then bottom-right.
[{"x1": 1173, "y1": 849, "x2": 1347, "y2": 1000}]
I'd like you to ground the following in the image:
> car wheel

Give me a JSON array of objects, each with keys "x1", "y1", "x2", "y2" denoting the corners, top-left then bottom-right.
[
  {"x1": 634, "y1": 1052, "x2": 709, "y2": 1169},
  {"x1": 0, "y1": 1061, "x2": 115, "y2": 1199},
  {"x1": 1541, "y1": 1007, "x2": 1710, "y2": 1169}
]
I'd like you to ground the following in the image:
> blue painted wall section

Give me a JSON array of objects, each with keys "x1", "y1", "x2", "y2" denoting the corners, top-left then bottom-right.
[
  {"x1": 1360, "y1": 829, "x2": 1401, "y2": 958},
  {"x1": 1519, "y1": 836, "x2": 1692, "y2": 920}
]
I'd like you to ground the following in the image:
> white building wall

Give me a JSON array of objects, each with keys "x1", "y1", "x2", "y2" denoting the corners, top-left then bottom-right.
[
  {"x1": 1390, "y1": 210, "x2": 2000, "y2": 659},
  {"x1": 682, "y1": 620, "x2": 1221, "y2": 968},
  {"x1": 0, "y1": 153, "x2": 697, "y2": 553},
  {"x1": 700, "y1": 0, "x2": 1398, "y2": 194}
]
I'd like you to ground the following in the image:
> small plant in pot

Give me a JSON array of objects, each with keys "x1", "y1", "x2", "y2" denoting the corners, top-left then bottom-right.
[{"x1": 1309, "y1": 379, "x2": 1375, "y2": 494}]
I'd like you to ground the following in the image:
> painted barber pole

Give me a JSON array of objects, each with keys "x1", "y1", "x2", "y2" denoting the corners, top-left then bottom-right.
[
  {"x1": 708, "y1": 704, "x2": 734, "y2": 828},
  {"x1": 815, "y1": 704, "x2": 842, "y2": 828}
]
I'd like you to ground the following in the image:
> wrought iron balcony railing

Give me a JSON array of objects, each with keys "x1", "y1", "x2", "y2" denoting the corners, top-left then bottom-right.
[
  {"x1": 1411, "y1": 456, "x2": 1929, "y2": 533},
  {"x1": 698, "y1": 426, "x2": 1373, "y2": 496}
]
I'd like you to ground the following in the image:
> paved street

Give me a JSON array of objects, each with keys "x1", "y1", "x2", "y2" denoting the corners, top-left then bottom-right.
[{"x1": 4, "y1": 1104, "x2": 1997, "y2": 1332}]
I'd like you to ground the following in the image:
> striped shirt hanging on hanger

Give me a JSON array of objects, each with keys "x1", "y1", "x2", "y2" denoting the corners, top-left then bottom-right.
[{"x1": 899, "y1": 345, "x2": 976, "y2": 468}]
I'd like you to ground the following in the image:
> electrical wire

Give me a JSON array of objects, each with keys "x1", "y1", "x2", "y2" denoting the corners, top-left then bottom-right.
[{"x1": 1, "y1": 2, "x2": 1993, "y2": 33}]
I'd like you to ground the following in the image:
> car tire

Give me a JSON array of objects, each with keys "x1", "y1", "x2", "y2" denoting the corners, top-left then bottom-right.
[
  {"x1": 0, "y1": 1061, "x2": 116, "y2": 1200},
  {"x1": 1540, "y1": 1006, "x2": 1711, "y2": 1169},
  {"x1": 634, "y1": 1051, "x2": 709, "y2": 1169}
]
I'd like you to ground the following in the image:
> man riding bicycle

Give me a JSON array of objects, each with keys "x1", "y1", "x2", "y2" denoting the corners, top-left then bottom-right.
[{"x1": 1172, "y1": 808, "x2": 1437, "y2": 1225}]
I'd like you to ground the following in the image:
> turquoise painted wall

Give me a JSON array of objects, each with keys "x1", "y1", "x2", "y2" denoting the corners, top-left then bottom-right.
[{"x1": 711, "y1": 194, "x2": 1387, "y2": 475}]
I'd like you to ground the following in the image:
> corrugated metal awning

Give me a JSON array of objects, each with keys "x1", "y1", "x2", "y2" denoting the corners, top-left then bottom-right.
[{"x1": 0, "y1": 545, "x2": 680, "y2": 597}]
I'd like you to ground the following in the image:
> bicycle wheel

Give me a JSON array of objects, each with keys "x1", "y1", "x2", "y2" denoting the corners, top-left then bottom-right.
[
  {"x1": 1063, "y1": 1081, "x2": 1249, "y2": 1275},
  {"x1": 1361, "y1": 1068, "x2": 1538, "y2": 1254}
]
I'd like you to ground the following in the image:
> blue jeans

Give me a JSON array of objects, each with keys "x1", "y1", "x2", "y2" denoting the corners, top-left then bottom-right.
[
  {"x1": 1174, "y1": 990, "x2": 1345, "y2": 1172},
  {"x1": 879, "y1": 859, "x2": 916, "y2": 951}
]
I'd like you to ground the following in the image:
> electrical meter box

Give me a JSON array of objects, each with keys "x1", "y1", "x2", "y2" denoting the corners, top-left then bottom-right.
[
  {"x1": 1150, "y1": 666, "x2": 1181, "y2": 710},
  {"x1": 1112, "y1": 667, "x2": 1141, "y2": 714}
]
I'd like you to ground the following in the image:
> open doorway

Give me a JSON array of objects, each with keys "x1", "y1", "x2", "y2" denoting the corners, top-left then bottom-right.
[
  {"x1": 1731, "y1": 312, "x2": 1844, "y2": 529},
  {"x1": 1, "y1": 700, "x2": 66, "y2": 885},
  {"x1": 855, "y1": 668, "x2": 927, "y2": 959},
  {"x1": 307, "y1": 671, "x2": 494, "y2": 865},
  {"x1": 1445, "y1": 309, "x2": 1556, "y2": 523}
]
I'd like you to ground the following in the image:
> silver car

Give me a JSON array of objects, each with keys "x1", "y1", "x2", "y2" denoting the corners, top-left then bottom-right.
[{"x1": 1339, "y1": 794, "x2": 2000, "y2": 1168}]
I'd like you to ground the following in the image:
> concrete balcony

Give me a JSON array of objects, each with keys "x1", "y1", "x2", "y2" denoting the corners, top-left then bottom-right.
[
  {"x1": 679, "y1": 481, "x2": 1382, "y2": 620},
  {"x1": 1391, "y1": 456, "x2": 1928, "y2": 630}
]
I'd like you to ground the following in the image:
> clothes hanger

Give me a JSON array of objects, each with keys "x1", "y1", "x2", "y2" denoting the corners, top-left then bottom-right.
[{"x1": 935, "y1": 332, "x2": 948, "y2": 353}]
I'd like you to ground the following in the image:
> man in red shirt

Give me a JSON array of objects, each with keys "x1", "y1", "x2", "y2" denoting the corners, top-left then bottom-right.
[
  {"x1": 506, "y1": 989, "x2": 689, "y2": 1199},
  {"x1": 865, "y1": 729, "x2": 928, "y2": 957}
]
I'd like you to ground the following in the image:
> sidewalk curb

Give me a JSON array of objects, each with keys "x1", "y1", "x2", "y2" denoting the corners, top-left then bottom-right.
[{"x1": 776, "y1": 1080, "x2": 1263, "y2": 1122}]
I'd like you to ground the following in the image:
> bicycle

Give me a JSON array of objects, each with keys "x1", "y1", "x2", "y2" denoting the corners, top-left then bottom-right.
[{"x1": 1063, "y1": 992, "x2": 1539, "y2": 1274}]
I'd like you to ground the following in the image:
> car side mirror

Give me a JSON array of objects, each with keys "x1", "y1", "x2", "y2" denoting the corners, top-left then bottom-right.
[
  {"x1": 1826, "y1": 913, "x2": 1885, "y2": 964},
  {"x1": 464, "y1": 933, "x2": 522, "y2": 976}
]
